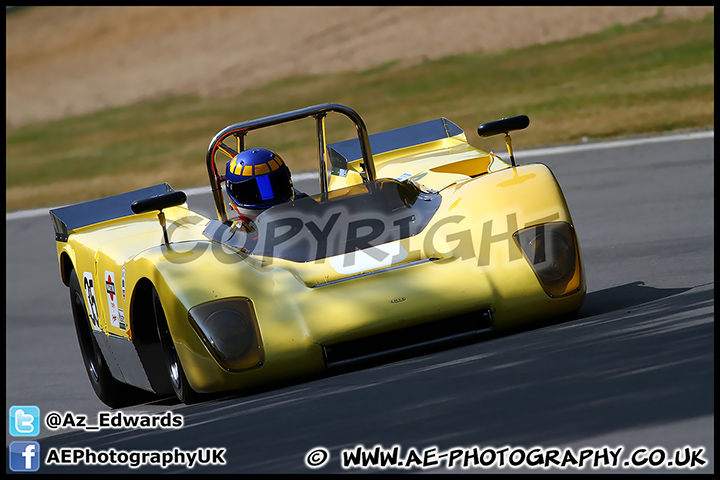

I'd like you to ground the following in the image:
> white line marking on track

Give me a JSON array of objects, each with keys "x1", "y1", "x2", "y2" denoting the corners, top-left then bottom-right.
[{"x1": 6, "y1": 130, "x2": 713, "y2": 221}]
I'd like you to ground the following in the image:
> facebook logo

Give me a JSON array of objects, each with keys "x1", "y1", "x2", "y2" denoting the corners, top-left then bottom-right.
[
  {"x1": 9, "y1": 406, "x2": 40, "y2": 437},
  {"x1": 9, "y1": 441, "x2": 41, "y2": 472}
]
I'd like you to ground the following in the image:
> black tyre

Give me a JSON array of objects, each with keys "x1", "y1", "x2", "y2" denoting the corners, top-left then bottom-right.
[
  {"x1": 68, "y1": 269, "x2": 148, "y2": 408},
  {"x1": 152, "y1": 287, "x2": 201, "y2": 404}
]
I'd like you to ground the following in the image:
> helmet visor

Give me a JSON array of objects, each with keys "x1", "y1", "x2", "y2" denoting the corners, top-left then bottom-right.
[{"x1": 227, "y1": 170, "x2": 293, "y2": 209}]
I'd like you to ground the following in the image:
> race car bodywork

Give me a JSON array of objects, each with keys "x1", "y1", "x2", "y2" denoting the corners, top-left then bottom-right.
[{"x1": 50, "y1": 103, "x2": 585, "y2": 406}]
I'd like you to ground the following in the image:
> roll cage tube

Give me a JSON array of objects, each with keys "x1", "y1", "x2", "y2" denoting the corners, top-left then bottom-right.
[{"x1": 206, "y1": 103, "x2": 376, "y2": 223}]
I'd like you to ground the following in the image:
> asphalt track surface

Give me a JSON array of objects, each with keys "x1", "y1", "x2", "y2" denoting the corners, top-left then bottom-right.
[{"x1": 6, "y1": 132, "x2": 714, "y2": 473}]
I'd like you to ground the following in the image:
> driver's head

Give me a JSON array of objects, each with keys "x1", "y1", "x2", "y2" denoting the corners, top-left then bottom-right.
[{"x1": 225, "y1": 148, "x2": 293, "y2": 210}]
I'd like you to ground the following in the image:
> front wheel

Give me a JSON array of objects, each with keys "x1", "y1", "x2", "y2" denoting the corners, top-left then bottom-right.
[
  {"x1": 68, "y1": 269, "x2": 149, "y2": 408},
  {"x1": 152, "y1": 287, "x2": 202, "y2": 404}
]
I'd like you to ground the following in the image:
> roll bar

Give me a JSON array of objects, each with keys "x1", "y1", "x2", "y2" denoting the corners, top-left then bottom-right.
[{"x1": 206, "y1": 103, "x2": 376, "y2": 223}]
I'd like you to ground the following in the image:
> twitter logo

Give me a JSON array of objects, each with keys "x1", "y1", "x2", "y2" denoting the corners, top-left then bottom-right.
[{"x1": 9, "y1": 406, "x2": 40, "y2": 437}]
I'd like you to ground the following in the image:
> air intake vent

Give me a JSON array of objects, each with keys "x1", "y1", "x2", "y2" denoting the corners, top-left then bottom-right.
[{"x1": 322, "y1": 310, "x2": 493, "y2": 370}]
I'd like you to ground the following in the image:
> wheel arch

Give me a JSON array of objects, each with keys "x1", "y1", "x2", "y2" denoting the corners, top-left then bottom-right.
[
  {"x1": 59, "y1": 250, "x2": 74, "y2": 287},
  {"x1": 129, "y1": 277, "x2": 174, "y2": 396}
]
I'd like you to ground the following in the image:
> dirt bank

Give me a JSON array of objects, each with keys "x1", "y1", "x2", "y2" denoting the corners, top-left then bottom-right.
[{"x1": 6, "y1": 6, "x2": 713, "y2": 127}]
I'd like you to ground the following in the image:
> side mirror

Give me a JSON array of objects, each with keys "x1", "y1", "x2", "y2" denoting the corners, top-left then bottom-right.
[
  {"x1": 477, "y1": 115, "x2": 529, "y2": 167},
  {"x1": 477, "y1": 115, "x2": 529, "y2": 138},
  {"x1": 131, "y1": 191, "x2": 187, "y2": 214},
  {"x1": 131, "y1": 191, "x2": 187, "y2": 246}
]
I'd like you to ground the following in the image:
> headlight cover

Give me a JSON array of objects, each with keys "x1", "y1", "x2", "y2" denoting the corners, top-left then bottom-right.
[
  {"x1": 513, "y1": 221, "x2": 582, "y2": 298},
  {"x1": 188, "y1": 297, "x2": 264, "y2": 371}
]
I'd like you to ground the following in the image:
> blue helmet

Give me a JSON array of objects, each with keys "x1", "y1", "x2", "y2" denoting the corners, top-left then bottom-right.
[{"x1": 225, "y1": 148, "x2": 293, "y2": 209}]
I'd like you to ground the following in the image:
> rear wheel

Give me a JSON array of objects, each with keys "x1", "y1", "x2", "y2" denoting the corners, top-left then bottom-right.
[
  {"x1": 152, "y1": 287, "x2": 202, "y2": 404},
  {"x1": 68, "y1": 269, "x2": 148, "y2": 408}
]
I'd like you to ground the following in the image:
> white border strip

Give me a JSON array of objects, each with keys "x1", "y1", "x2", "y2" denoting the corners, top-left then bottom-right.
[
  {"x1": 6, "y1": 130, "x2": 713, "y2": 222},
  {"x1": 517, "y1": 130, "x2": 714, "y2": 158}
]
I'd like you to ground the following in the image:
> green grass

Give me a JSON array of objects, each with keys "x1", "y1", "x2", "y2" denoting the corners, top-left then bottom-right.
[{"x1": 6, "y1": 13, "x2": 714, "y2": 211}]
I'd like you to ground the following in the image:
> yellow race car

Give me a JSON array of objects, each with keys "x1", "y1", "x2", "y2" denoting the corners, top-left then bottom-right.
[{"x1": 50, "y1": 103, "x2": 585, "y2": 407}]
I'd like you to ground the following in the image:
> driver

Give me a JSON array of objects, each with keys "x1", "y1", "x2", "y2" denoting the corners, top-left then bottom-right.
[{"x1": 225, "y1": 147, "x2": 296, "y2": 224}]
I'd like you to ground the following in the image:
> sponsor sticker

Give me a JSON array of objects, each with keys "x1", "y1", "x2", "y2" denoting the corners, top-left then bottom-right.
[
  {"x1": 105, "y1": 271, "x2": 120, "y2": 328},
  {"x1": 121, "y1": 266, "x2": 126, "y2": 301}
]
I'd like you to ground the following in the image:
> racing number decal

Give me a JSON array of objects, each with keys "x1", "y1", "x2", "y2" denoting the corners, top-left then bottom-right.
[
  {"x1": 82, "y1": 272, "x2": 100, "y2": 331},
  {"x1": 105, "y1": 271, "x2": 120, "y2": 329}
]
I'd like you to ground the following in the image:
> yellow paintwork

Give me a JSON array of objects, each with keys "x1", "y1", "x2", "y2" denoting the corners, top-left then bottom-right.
[{"x1": 56, "y1": 133, "x2": 584, "y2": 395}]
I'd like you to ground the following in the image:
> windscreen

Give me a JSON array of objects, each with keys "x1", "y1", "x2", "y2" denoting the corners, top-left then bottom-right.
[{"x1": 204, "y1": 178, "x2": 441, "y2": 262}]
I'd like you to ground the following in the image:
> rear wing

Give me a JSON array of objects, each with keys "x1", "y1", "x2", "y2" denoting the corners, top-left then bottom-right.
[
  {"x1": 327, "y1": 117, "x2": 465, "y2": 173},
  {"x1": 49, "y1": 183, "x2": 175, "y2": 242}
]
